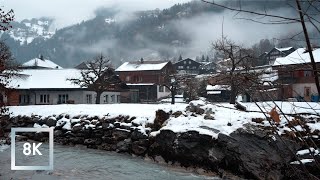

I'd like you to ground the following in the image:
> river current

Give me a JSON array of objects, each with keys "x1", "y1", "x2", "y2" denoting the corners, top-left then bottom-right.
[{"x1": 0, "y1": 143, "x2": 219, "y2": 180}]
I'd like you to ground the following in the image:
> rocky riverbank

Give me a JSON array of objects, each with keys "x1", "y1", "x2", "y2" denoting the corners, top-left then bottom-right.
[{"x1": 1, "y1": 101, "x2": 320, "y2": 179}]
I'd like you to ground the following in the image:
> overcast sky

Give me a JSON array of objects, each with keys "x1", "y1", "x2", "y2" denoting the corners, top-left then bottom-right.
[{"x1": 1, "y1": 0, "x2": 191, "y2": 28}]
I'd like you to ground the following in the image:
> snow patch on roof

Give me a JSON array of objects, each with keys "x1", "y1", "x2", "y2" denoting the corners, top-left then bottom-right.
[
  {"x1": 275, "y1": 47, "x2": 293, "y2": 52},
  {"x1": 22, "y1": 58, "x2": 63, "y2": 69},
  {"x1": 9, "y1": 69, "x2": 82, "y2": 89},
  {"x1": 273, "y1": 48, "x2": 320, "y2": 66},
  {"x1": 115, "y1": 61, "x2": 168, "y2": 72}
]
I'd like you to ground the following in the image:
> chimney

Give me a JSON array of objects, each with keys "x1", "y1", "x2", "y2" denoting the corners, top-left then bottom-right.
[
  {"x1": 39, "y1": 54, "x2": 44, "y2": 61},
  {"x1": 140, "y1": 57, "x2": 144, "y2": 63}
]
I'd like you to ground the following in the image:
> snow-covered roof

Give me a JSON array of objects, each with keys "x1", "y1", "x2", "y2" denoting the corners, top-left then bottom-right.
[
  {"x1": 115, "y1": 61, "x2": 169, "y2": 72},
  {"x1": 9, "y1": 69, "x2": 82, "y2": 89},
  {"x1": 275, "y1": 47, "x2": 293, "y2": 52},
  {"x1": 273, "y1": 48, "x2": 320, "y2": 66},
  {"x1": 206, "y1": 85, "x2": 231, "y2": 91},
  {"x1": 22, "y1": 58, "x2": 63, "y2": 69}
]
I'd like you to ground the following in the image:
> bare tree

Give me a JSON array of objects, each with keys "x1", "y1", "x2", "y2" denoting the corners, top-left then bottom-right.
[
  {"x1": 0, "y1": 7, "x2": 17, "y2": 113},
  {"x1": 0, "y1": 8, "x2": 14, "y2": 31},
  {"x1": 68, "y1": 54, "x2": 124, "y2": 104},
  {"x1": 213, "y1": 36, "x2": 256, "y2": 104},
  {"x1": 162, "y1": 74, "x2": 179, "y2": 105}
]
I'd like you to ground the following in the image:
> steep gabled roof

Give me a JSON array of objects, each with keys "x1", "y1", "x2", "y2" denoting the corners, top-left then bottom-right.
[
  {"x1": 9, "y1": 69, "x2": 82, "y2": 89},
  {"x1": 273, "y1": 48, "x2": 320, "y2": 66},
  {"x1": 22, "y1": 58, "x2": 63, "y2": 69},
  {"x1": 115, "y1": 61, "x2": 169, "y2": 72}
]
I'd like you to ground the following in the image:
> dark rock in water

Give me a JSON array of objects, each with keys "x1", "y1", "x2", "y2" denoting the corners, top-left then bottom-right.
[
  {"x1": 46, "y1": 117, "x2": 57, "y2": 127},
  {"x1": 15, "y1": 135, "x2": 28, "y2": 141},
  {"x1": 112, "y1": 129, "x2": 130, "y2": 141},
  {"x1": 84, "y1": 138, "x2": 102, "y2": 145},
  {"x1": 148, "y1": 127, "x2": 300, "y2": 180},
  {"x1": 98, "y1": 143, "x2": 116, "y2": 151},
  {"x1": 70, "y1": 137, "x2": 84, "y2": 144},
  {"x1": 102, "y1": 136, "x2": 116, "y2": 144},
  {"x1": 132, "y1": 139, "x2": 149, "y2": 155},
  {"x1": 116, "y1": 139, "x2": 132, "y2": 153},
  {"x1": 217, "y1": 128, "x2": 299, "y2": 180}
]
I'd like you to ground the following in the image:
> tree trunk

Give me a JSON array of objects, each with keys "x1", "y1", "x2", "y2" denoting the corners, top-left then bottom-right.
[
  {"x1": 96, "y1": 91, "x2": 102, "y2": 104},
  {"x1": 171, "y1": 88, "x2": 176, "y2": 105},
  {"x1": 230, "y1": 82, "x2": 236, "y2": 104},
  {"x1": 296, "y1": 0, "x2": 320, "y2": 98}
]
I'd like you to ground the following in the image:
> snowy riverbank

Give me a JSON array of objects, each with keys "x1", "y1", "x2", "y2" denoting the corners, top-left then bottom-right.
[{"x1": 1, "y1": 100, "x2": 320, "y2": 179}]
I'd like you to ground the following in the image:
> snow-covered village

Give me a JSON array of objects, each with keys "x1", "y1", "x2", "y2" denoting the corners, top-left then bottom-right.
[{"x1": 0, "y1": 1, "x2": 320, "y2": 180}]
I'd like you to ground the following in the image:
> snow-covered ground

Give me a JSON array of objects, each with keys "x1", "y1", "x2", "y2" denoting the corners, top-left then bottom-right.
[{"x1": 8, "y1": 101, "x2": 320, "y2": 139}]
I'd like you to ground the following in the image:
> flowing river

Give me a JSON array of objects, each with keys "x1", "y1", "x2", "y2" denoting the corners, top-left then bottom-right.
[{"x1": 0, "y1": 143, "x2": 219, "y2": 180}]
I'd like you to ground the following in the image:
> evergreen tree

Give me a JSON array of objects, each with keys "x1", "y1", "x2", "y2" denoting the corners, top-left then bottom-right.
[{"x1": 178, "y1": 54, "x2": 182, "y2": 61}]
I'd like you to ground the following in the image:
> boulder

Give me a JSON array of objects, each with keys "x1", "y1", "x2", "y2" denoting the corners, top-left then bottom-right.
[
  {"x1": 112, "y1": 129, "x2": 130, "y2": 141},
  {"x1": 151, "y1": 110, "x2": 170, "y2": 131},
  {"x1": 46, "y1": 117, "x2": 57, "y2": 127},
  {"x1": 131, "y1": 129, "x2": 148, "y2": 141},
  {"x1": 116, "y1": 139, "x2": 132, "y2": 153}
]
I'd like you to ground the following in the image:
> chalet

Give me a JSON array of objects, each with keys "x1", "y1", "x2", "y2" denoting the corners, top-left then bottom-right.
[
  {"x1": 21, "y1": 55, "x2": 62, "y2": 69},
  {"x1": 5, "y1": 69, "x2": 125, "y2": 105},
  {"x1": 174, "y1": 58, "x2": 202, "y2": 75},
  {"x1": 115, "y1": 60, "x2": 175, "y2": 102},
  {"x1": 264, "y1": 47, "x2": 295, "y2": 65},
  {"x1": 273, "y1": 48, "x2": 320, "y2": 101}
]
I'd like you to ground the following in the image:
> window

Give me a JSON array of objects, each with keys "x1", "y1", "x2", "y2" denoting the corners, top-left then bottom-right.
[
  {"x1": 86, "y1": 94, "x2": 92, "y2": 104},
  {"x1": 58, "y1": 94, "x2": 69, "y2": 104},
  {"x1": 19, "y1": 95, "x2": 30, "y2": 104},
  {"x1": 40, "y1": 94, "x2": 50, "y2": 104},
  {"x1": 117, "y1": 95, "x2": 120, "y2": 103},
  {"x1": 189, "y1": 61, "x2": 191, "y2": 64},
  {"x1": 304, "y1": 70, "x2": 312, "y2": 77},
  {"x1": 184, "y1": 61, "x2": 186, "y2": 64},
  {"x1": 138, "y1": 76, "x2": 143, "y2": 82},
  {"x1": 186, "y1": 66, "x2": 189, "y2": 69},
  {"x1": 111, "y1": 95, "x2": 115, "y2": 103},
  {"x1": 159, "y1": 86, "x2": 164, "y2": 92},
  {"x1": 178, "y1": 66, "x2": 183, "y2": 69},
  {"x1": 104, "y1": 95, "x2": 109, "y2": 103},
  {"x1": 125, "y1": 76, "x2": 131, "y2": 81}
]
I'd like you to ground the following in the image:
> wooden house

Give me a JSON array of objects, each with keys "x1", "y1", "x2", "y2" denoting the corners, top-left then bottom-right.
[
  {"x1": 115, "y1": 59, "x2": 175, "y2": 102},
  {"x1": 174, "y1": 58, "x2": 202, "y2": 75}
]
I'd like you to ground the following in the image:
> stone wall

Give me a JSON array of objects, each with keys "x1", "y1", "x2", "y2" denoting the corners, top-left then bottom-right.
[{"x1": 0, "y1": 109, "x2": 316, "y2": 179}]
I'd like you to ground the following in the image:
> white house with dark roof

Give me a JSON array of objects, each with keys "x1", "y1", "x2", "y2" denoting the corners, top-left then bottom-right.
[
  {"x1": 273, "y1": 48, "x2": 320, "y2": 101},
  {"x1": 115, "y1": 60, "x2": 175, "y2": 102},
  {"x1": 6, "y1": 69, "x2": 122, "y2": 105},
  {"x1": 21, "y1": 55, "x2": 63, "y2": 69}
]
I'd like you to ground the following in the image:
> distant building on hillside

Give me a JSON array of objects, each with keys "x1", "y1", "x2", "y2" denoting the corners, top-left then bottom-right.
[
  {"x1": 264, "y1": 47, "x2": 295, "y2": 65},
  {"x1": 21, "y1": 55, "x2": 62, "y2": 69},
  {"x1": 173, "y1": 58, "x2": 202, "y2": 75},
  {"x1": 115, "y1": 60, "x2": 175, "y2": 103}
]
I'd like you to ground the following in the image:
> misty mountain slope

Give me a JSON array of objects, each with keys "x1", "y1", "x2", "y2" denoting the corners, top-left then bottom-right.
[{"x1": 0, "y1": 1, "x2": 314, "y2": 68}]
